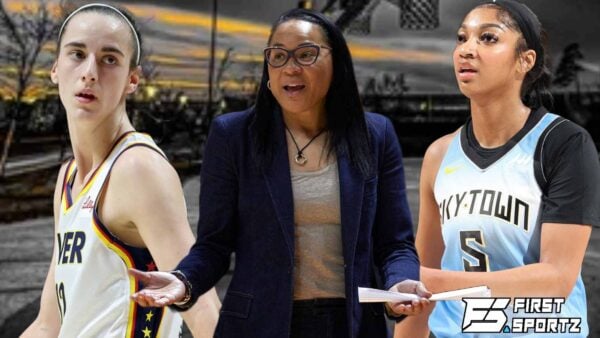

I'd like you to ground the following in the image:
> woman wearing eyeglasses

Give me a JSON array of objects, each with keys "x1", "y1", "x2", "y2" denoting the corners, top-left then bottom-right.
[{"x1": 129, "y1": 8, "x2": 430, "y2": 338}]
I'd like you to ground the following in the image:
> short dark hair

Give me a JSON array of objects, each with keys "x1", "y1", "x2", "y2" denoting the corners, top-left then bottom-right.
[
  {"x1": 476, "y1": 2, "x2": 552, "y2": 108},
  {"x1": 250, "y1": 8, "x2": 373, "y2": 177},
  {"x1": 57, "y1": 4, "x2": 142, "y2": 69}
]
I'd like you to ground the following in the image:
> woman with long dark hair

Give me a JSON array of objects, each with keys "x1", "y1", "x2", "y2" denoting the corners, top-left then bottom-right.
[
  {"x1": 396, "y1": 1, "x2": 599, "y2": 337},
  {"x1": 130, "y1": 8, "x2": 429, "y2": 338}
]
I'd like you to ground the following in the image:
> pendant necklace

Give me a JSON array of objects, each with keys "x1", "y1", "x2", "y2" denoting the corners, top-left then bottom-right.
[{"x1": 285, "y1": 126, "x2": 325, "y2": 166}]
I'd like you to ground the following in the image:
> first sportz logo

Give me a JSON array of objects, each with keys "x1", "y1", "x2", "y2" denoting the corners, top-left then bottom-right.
[{"x1": 462, "y1": 298, "x2": 581, "y2": 334}]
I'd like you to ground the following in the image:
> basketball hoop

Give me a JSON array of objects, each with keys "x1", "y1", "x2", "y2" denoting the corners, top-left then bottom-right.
[{"x1": 332, "y1": 0, "x2": 440, "y2": 34}]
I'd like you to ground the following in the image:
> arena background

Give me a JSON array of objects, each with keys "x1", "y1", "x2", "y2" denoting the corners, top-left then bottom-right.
[{"x1": 1, "y1": 0, "x2": 598, "y2": 336}]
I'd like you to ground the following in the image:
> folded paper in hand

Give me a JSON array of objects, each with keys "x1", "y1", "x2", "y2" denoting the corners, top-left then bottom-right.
[{"x1": 358, "y1": 285, "x2": 490, "y2": 303}]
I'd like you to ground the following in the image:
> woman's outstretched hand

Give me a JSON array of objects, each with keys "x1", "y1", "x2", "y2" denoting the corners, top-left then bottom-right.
[{"x1": 129, "y1": 269, "x2": 186, "y2": 307}]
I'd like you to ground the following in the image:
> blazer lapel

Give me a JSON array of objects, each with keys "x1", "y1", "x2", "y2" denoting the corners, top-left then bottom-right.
[
  {"x1": 337, "y1": 153, "x2": 365, "y2": 268},
  {"x1": 262, "y1": 111, "x2": 295, "y2": 262}
]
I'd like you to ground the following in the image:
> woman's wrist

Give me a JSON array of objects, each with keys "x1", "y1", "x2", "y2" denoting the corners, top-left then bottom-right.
[{"x1": 169, "y1": 270, "x2": 192, "y2": 307}]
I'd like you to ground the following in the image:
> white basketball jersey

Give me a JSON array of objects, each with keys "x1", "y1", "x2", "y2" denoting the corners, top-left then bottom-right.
[
  {"x1": 55, "y1": 132, "x2": 183, "y2": 338},
  {"x1": 429, "y1": 113, "x2": 588, "y2": 337}
]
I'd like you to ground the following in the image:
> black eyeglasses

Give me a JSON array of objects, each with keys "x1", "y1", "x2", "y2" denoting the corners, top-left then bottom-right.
[{"x1": 263, "y1": 44, "x2": 332, "y2": 68}]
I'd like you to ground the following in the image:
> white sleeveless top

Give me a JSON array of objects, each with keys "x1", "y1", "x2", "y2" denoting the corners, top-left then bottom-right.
[{"x1": 55, "y1": 132, "x2": 183, "y2": 338}]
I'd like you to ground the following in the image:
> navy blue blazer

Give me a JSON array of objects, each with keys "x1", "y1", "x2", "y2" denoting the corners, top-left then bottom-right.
[{"x1": 177, "y1": 108, "x2": 419, "y2": 338}]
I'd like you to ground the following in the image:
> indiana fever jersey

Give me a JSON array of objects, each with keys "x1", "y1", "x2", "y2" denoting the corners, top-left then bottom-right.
[
  {"x1": 55, "y1": 132, "x2": 183, "y2": 338},
  {"x1": 429, "y1": 112, "x2": 588, "y2": 337}
]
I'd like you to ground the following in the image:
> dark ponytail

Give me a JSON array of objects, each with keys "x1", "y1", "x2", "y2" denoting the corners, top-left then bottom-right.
[
  {"x1": 521, "y1": 30, "x2": 553, "y2": 109},
  {"x1": 480, "y1": 0, "x2": 553, "y2": 109}
]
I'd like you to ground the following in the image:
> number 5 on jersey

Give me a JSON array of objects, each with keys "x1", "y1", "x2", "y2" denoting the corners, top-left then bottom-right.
[{"x1": 460, "y1": 230, "x2": 489, "y2": 272}]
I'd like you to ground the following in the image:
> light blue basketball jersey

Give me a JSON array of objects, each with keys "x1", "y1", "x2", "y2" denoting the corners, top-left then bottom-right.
[{"x1": 429, "y1": 112, "x2": 588, "y2": 337}]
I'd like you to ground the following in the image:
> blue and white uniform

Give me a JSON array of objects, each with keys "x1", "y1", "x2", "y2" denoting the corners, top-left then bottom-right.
[{"x1": 429, "y1": 108, "x2": 596, "y2": 337}]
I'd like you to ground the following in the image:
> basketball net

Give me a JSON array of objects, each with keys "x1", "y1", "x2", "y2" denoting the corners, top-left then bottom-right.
[{"x1": 397, "y1": 0, "x2": 439, "y2": 30}]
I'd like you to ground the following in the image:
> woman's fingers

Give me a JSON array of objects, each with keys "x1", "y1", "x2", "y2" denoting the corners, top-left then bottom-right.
[
  {"x1": 133, "y1": 293, "x2": 169, "y2": 307},
  {"x1": 132, "y1": 286, "x2": 182, "y2": 307},
  {"x1": 390, "y1": 302, "x2": 414, "y2": 315},
  {"x1": 132, "y1": 293, "x2": 153, "y2": 307},
  {"x1": 129, "y1": 270, "x2": 184, "y2": 308},
  {"x1": 410, "y1": 299, "x2": 430, "y2": 315},
  {"x1": 388, "y1": 298, "x2": 431, "y2": 316},
  {"x1": 416, "y1": 282, "x2": 432, "y2": 298}
]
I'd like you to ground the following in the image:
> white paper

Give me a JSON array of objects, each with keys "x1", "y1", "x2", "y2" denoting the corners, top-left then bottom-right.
[
  {"x1": 358, "y1": 287, "x2": 421, "y2": 303},
  {"x1": 429, "y1": 285, "x2": 491, "y2": 301},
  {"x1": 358, "y1": 285, "x2": 490, "y2": 303}
]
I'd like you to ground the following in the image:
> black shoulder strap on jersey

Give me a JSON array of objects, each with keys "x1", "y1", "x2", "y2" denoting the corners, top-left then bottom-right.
[{"x1": 533, "y1": 116, "x2": 567, "y2": 192}]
